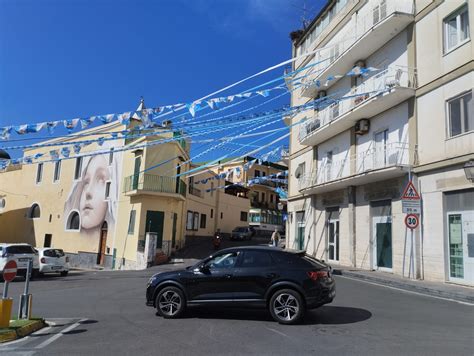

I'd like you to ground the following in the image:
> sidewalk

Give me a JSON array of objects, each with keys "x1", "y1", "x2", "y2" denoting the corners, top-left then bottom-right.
[{"x1": 331, "y1": 265, "x2": 474, "y2": 304}]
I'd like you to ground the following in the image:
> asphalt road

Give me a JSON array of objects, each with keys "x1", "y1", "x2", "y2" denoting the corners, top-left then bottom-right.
[{"x1": 1, "y1": 240, "x2": 473, "y2": 355}]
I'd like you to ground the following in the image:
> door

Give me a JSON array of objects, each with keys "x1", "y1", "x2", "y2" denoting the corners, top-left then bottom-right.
[
  {"x1": 132, "y1": 156, "x2": 141, "y2": 190},
  {"x1": 175, "y1": 164, "x2": 181, "y2": 194},
  {"x1": 171, "y1": 213, "x2": 177, "y2": 248},
  {"x1": 97, "y1": 222, "x2": 107, "y2": 265},
  {"x1": 372, "y1": 200, "x2": 392, "y2": 271},
  {"x1": 374, "y1": 130, "x2": 388, "y2": 169},
  {"x1": 232, "y1": 250, "x2": 276, "y2": 300},
  {"x1": 44, "y1": 234, "x2": 52, "y2": 248},
  {"x1": 146, "y1": 211, "x2": 164, "y2": 249},
  {"x1": 296, "y1": 211, "x2": 305, "y2": 250},
  {"x1": 448, "y1": 212, "x2": 474, "y2": 284},
  {"x1": 184, "y1": 251, "x2": 240, "y2": 301},
  {"x1": 327, "y1": 210, "x2": 339, "y2": 262}
]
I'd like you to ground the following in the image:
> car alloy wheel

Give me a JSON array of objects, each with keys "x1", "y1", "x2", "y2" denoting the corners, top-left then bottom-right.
[
  {"x1": 269, "y1": 289, "x2": 304, "y2": 324},
  {"x1": 156, "y1": 287, "x2": 185, "y2": 318}
]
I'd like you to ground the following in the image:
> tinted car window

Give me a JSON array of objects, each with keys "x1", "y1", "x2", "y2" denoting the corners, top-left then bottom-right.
[
  {"x1": 271, "y1": 252, "x2": 313, "y2": 268},
  {"x1": 6, "y1": 245, "x2": 35, "y2": 254},
  {"x1": 241, "y1": 251, "x2": 273, "y2": 268},
  {"x1": 206, "y1": 252, "x2": 238, "y2": 269},
  {"x1": 44, "y1": 249, "x2": 65, "y2": 258}
]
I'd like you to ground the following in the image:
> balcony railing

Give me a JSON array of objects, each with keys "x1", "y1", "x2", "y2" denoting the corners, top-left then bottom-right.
[
  {"x1": 123, "y1": 173, "x2": 187, "y2": 197},
  {"x1": 298, "y1": 142, "x2": 413, "y2": 191},
  {"x1": 188, "y1": 186, "x2": 202, "y2": 198},
  {"x1": 301, "y1": 0, "x2": 414, "y2": 95},
  {"x1": 299, "y1": 67, "x2": 417, "y2": 143}
]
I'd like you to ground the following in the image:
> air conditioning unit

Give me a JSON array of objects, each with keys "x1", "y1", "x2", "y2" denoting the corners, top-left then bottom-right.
[
  {"x1": 355, "y1": 119, "x2": 370, "y2": 135},
  {"x1": 162, "y1": 120, "x2": 172, "y2": 128},
  {"x1": 316, "y1": 90, "x2": 327, "y2": 99}
]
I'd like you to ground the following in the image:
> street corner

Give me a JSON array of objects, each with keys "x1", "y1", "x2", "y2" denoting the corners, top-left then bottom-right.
[{"x1": 0, "y1": 318, "x2": 46, "y2": 343}]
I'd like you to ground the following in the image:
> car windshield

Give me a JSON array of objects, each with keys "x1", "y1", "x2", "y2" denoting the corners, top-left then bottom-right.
[{"x1": 6, "y1": 245, "x2": 35, "y2": 254}]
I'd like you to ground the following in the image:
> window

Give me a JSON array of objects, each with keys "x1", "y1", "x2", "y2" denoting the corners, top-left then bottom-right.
[
  {"x1": 254, "y1": 170, "x2": 260, "y2": 177},
  {"x1": 0, "y1": 198, "x2": 5, "y2": 209},
  {"x1": 109, "y1": 148, "x2": 114, "y2": 165},
  {"x1": 200, "y1": 214, "x2": 207, "y2": 229},
  {"x1": 128, "y1": 210, "x2": 136, "y2": 234},
  {"x1": 211, "y1": 209, "x2": 214, "y2": 218},
  {"x1": 205, "y1": 252, "x2": 239, "y2": 269},
  {"x1": 67, "y1": 211, "x2": 80, "y2": 231},
  {"x1": 186, "y1": 211, "x2": 193, "y2": 230},
  {"x1": 28, "y1": 203, "x2": 41, "y2": 219},
  {"x1": 240, "y1": 211, "x2": 248, "y2": 222},
  {"x1": 105, "y1": 181, "x2": 111, "y2": 199},
  {"x1": 53, "y1": 160, "x2": 61, "y2": 182},
  {"x1": 448, "y1": 91, "x2": 473, "y2": 137},
  {"x1": 36, "y1": 163, "x2": 43, "y2": 184},
  {"x1": 74, "y1": 157, "x2": 83, "y2": 180},
  {"x1": 221, "y1": 212, "x2": 223, "y2": 219},
  {"x1": 193, "y1": 212, "x2": 199, "y2": 231},
  {"x1": 444, "y1": 5, "x2": 469, "y2": 53},
  {"x1": 261, "y1": 193, "x2": 265, "y2": 202},
  {"x1": 210, "y1": 182, "x2": 214, "y2": 197},
  {"x1": 241, "y1": 251, "x2": 272, "y2": 268}
]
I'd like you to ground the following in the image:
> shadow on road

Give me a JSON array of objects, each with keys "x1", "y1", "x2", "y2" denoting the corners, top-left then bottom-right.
[{"x1": 157, "y1": 305, "x2": 371, "y2": 325}]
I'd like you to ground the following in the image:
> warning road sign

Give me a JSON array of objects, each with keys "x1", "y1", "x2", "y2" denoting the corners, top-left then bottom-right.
[
  {"x1": 402, "y1": 181, "x2": 420, "y2": 200},
  {"x1": 405, "y1": 214, "x2": 419, "y2": 230}
]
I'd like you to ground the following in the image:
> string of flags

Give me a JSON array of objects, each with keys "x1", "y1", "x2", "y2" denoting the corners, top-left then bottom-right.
[{"x1": 0, "y1": 84, "x2": 288, "y2": 141}]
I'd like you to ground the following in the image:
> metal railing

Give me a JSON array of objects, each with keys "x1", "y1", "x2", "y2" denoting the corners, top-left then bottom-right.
[
  {"x1": 123, "y1": 173, "x2": 187, "y2": 197},
  {"x1": 299, "y1": 67, "x2": 417, "y2": 143},
  {"x1": 188, "y1": 186, "x2": 202, "y2": 198},
  {"x1": 298, "y1": 142, "x2": 413, "y2": 190},
  {"x1": 301, "y1": 0, "x2": 414, "y2": 88}
]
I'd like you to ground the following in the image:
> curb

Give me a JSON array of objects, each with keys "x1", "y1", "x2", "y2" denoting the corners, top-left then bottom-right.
[
  {"x1": 335, "y1": 270, "x2": 474, "y2": 304},
  {"x1": 0, "y1": 319, "x2": 46, "y2": 343}
]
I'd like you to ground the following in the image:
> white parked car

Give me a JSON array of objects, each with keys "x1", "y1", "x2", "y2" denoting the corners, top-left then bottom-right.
[
  {"x1": 0, "y1": 243, "x2": 40, "y2": 279},
  {"x1": 37, "y1": 248, "x2": 69, "y2": 276}
]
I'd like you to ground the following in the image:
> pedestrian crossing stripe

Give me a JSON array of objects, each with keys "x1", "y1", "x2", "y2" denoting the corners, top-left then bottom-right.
[{"x1": 402, "y1": 181, "x2": 420, "y2": 200}]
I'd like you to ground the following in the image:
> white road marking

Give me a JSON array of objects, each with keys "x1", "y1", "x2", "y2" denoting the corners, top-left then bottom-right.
[
  {"x1": 265, "y1": 327, "x2": 289, "y2": 338},
  {"x1": 34, "y1": 318, "x2": 87, "y2": 350},
  {"x1": 338, "y1": 275, "x2": 474, "y2": 306}
]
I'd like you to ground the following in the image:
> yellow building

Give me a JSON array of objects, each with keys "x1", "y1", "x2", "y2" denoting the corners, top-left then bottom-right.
[{"x1": 0, "y1": 102, "x2": 190, "y2": 270}]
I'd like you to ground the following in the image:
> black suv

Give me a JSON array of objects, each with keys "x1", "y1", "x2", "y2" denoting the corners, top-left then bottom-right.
[{"x1": 146, "y1": 246, "x2": 335, "y2": 324}]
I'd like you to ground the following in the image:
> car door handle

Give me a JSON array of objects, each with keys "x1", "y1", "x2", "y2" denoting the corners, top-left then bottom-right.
[
  {"x1": 224, "y1": 274, "x2": 233, "y2": 279},
  {"x1": 266, "y1": 273, "x2": 276, "y2": 278}
]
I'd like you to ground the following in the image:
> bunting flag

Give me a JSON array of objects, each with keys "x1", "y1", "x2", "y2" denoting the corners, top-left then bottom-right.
[
  {"x1": 47, "y1": 121, "x2": 58, "y2": 134},
  {"x1": 0, "y1": 126, "x2": 12, "y2": 140},
  {"x1": 0, "y1": 160, "x2": 7, "y2": 170},
  {"x1": 80, "y1": 117, "x2": 95, "y2": 129},
  {"x1": 60, "y1": 147, "x2": 71, "y2": 158},
  {"x1": 50, "y1": 150, "x2": 59, "y2": 160},
  {"x1": 63, "y1": 118, "x2": 80, "y2": 133},
  {"x1": 73, "y1": 144, "x2": 82, "y2": 154},
  {"x1": 118, "y1": 112, "x2": 131, "y2": 125}
]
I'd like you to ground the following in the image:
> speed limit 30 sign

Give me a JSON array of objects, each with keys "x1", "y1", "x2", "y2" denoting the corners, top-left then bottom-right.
[{"x1": 405, "y1": 214, "x2": 419, "y2": 230}]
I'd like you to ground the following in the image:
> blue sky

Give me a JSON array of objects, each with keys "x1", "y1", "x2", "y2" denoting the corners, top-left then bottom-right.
[{"x1": 0, "y1": 0, "x2": 324, "y2": 160}]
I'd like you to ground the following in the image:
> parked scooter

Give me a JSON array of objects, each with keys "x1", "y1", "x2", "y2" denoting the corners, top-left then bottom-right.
[{"x1": 213, "y1": 232, "x2": 221, "y2": 250}]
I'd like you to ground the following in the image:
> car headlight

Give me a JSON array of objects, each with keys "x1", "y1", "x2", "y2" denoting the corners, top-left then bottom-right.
[{"x1": 147, "y1": 276, "x2": 158, "y2": 288}]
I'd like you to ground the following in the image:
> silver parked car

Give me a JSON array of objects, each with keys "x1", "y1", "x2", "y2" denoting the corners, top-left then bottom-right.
[
  {"x1": 231, "y1": 226, "x2": 253, "y2": 241},
  {"x1": 38, "y1": 248, "x2": 69, "y2": 276}
]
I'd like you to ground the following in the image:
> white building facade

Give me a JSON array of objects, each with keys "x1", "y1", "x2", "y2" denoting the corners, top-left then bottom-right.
[{"x1": 286, "y1": 0, "x2": 473, "y2": 285}]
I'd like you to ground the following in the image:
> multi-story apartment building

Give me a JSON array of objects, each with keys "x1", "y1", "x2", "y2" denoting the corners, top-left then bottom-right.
[
  {"x1": 210, "y1": 156, "x2": 288, "y2": 236},
  {"x1": 286, "y1": 0, "x2": 473, "y2": 285},
  {"x1": 0, "y1": 101, "x2": 191, "y2": 270}
]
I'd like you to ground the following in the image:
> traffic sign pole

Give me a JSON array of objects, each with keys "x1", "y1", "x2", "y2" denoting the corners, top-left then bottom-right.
[{"x1": 2, "y1": 280, "x2": 9, "y2": 299}]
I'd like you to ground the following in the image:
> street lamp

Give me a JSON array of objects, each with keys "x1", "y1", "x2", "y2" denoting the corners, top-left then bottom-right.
[{"x1": 463, "y1": 160, "x2": 474, "y2": 183}]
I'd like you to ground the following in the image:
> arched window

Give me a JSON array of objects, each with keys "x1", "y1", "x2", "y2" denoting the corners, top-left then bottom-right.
[
  {"x1": 28, "y1": 203, "x2": 41, "y2": 219},
  {"x1": 67, "y1": 211, "x2": 80, "y2": 231}
]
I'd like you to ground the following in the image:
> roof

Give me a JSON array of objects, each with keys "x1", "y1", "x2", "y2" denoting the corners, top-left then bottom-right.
[{"x1": 217, "y1": 246, "x2": 304, "y2": 254}]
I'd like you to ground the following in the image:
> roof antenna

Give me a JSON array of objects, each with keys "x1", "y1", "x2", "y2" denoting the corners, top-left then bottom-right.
[{"x1": 292, "y1": 0, "x2": 314, "y2": 29}]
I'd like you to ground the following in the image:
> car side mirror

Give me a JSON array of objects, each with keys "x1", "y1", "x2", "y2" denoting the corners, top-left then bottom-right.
[{"x1": 194, "y1": 264, "x2": 210, "y2": 274}]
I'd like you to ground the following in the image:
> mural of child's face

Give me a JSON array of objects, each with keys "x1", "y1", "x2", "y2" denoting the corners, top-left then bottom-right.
[{"x1": 79, "y1": 155, "x2": 110, "y2": 230}]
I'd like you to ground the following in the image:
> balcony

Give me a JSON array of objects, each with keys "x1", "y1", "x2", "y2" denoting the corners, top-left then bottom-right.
[
  {"x1": 301, "y1": 0, "x2": 414, "y2": 98},
  {"x1": 298, "y1": 142, "x2": 414, "y2": 194},
  {"x1": 123, "y1": 173, "x2": 187, "y2": 199},
  {"x1": 188, "y1": 186, "x2": 202, "y2": 198},
  {"x1": 299, "y1": 67, "x2": 416, "y2": 146}
]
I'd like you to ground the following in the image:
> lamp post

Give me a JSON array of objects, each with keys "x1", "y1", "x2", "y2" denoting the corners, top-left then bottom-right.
[{"x1": 463, "y1": 160, "x2": 474, "y2": 183}]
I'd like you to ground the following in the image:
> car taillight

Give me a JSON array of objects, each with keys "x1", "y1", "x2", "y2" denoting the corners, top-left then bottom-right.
[
  {"x1": 307, "y1": 270, "x2": 328, "y2": 281},
  {"x1": 40, "y1": 257, "x2": 46, "y2": 263}
]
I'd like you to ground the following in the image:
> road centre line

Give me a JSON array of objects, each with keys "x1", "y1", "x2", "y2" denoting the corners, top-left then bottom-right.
[
  {"x1": 34, "y1": 318, "x2": 87, "y2": 350},
  {"x1": 337, "y1": 275, "x2": 474, "y2": 306}
]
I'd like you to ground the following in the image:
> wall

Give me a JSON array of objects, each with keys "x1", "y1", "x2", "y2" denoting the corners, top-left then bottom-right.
[{"x1": 216, "y1": 192, "x2": 250, "y2": 235}]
